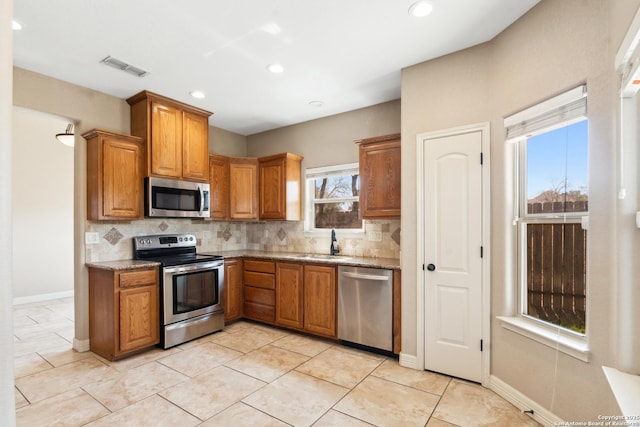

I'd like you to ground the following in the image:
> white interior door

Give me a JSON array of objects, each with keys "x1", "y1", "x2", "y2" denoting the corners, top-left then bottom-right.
[{"x1": 423, "y1": 129, "x2": 484, "y2": 383}]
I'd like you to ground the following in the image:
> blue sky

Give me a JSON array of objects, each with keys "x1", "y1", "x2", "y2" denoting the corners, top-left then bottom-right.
[{"x1": 527, "y1": 119, "x2": 588, "y2": 200}]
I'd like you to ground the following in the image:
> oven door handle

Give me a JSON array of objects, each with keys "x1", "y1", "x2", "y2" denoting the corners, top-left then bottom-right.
[{"x1": 164, "y1": 261, "x2": 222, "y2": 274}]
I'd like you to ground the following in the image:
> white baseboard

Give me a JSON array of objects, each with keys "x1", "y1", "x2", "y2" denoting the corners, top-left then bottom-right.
[
  {"x1": 399, "y1": 352, "x2": 418, "y2": 369},
  {"x1": 13, "y1": 290, "x2": 74, "y2": 306},
  {"x1": 73, "y1": 337, "x2": 90, "y2": 353},
  {"x1": 490, "y1": 375, "x2": 563, "y2": 427}
]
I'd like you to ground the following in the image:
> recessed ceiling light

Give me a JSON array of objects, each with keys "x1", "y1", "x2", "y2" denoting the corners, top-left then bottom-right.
[
  {"x1": 267, "y1": 63, "x2": 284, "y2": 74},
  {"x1": 189, "y1": 90, "x2": 205, "y2": 99},
  {"x1": 408, "y1": 1, "x2": 433, "y2": 18},
  {"x1": 12, "y1": 20, "x2": 22, "y2": 30},
  {"x1": 309, "y1": 101, "x2": 323, "y2": 108}
]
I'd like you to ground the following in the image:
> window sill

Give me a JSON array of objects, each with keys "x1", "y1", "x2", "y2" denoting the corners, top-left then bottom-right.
[
  {"x1": 497, "y1": 316, "x2": 590, "y2": 363},
  {"x1": 602, "y1": 366, "x2": 640, "y2": 417}
]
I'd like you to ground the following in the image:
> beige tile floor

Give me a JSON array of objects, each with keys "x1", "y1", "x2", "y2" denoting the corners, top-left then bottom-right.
[{"x1": 13, "y1": 297, "x2": 540, "y2": 427}]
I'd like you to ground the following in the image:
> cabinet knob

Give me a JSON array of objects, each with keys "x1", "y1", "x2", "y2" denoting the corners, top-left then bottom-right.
[{"x1": 426, "y1": 264, "x2": 436, "y2": 271}]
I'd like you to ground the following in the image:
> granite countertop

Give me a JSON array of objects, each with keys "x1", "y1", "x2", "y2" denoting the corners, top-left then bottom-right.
[
  {"x1": 85, "y1": 259, "x2": 160, "y2": 271},
  {"x1": 207, "y1": 250, "x2": 401, "y2": 270},
  {"x1": 86, "y1": 252, "x2": 400, "y2": 271}
]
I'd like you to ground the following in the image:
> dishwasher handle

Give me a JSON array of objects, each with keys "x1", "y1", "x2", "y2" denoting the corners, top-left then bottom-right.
[{"x1": 341, "y1": 271, "x2": 390, "y2": 281}]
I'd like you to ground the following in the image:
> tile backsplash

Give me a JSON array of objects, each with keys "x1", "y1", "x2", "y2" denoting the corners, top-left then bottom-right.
[{"x1": 85, "y1": 219, "x2": 400, "y2": 263}]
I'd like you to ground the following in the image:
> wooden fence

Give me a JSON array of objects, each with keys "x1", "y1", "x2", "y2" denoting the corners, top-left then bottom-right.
[{"x1": 525, "y1": 201, "x2": 587, "y2": 333}]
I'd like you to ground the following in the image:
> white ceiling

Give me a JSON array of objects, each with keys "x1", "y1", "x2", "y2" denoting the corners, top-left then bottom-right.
[{"x1": 13, "y1": 0, "x2": 539, "y2": 136}]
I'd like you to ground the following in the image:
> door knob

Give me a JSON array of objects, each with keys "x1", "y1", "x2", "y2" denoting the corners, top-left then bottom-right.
[{"x1": 427, "y1": 264, "x2": 436, "y2": 271}]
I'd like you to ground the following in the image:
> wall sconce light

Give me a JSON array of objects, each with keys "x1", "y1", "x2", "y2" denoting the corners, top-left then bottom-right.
[{"x1": 55, "y1": 124, "x2": 74, "y2": 147}]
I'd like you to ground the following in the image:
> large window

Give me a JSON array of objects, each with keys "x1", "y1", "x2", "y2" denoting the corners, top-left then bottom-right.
[
  {"x1": 305, "y1": 163, "x2": 363, "y2": 232},
  {"x1": 507, "y1": 86, "x2": 588, "y2": 335}
]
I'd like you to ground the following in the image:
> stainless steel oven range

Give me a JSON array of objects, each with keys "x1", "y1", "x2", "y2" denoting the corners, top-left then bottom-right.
[{"x1": 133, "y1": 233, "x2": 224, "y2": 348}]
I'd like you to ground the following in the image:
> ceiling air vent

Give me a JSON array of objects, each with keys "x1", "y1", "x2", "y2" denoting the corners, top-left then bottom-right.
[{"x1": 100, "y1": 56, "x2": 149, "y2": 77}]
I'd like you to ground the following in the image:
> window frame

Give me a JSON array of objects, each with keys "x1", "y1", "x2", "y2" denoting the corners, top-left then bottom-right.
[
  {"x1": 303, "y1": 162, "x2": 364, "y2": 237},
  {"x1": 515, "y1": 119, "x2": 589, "y2": 339},
  {"x1": 500, "y1": 87, "x2": 591, "y2": 361}
]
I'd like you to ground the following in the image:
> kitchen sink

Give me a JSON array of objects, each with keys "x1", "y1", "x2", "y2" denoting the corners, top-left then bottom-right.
[{"x1": 299, "y1": 254, "x2": 352, "y2": 261}]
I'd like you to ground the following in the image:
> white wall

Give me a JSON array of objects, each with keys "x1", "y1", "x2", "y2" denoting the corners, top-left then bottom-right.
[
  {"x1": 1, "y1": 0, "x2": 15, "y2": 424},
  {"x1": 12, "y1": 108, "x2": 73, "y2": 300}
]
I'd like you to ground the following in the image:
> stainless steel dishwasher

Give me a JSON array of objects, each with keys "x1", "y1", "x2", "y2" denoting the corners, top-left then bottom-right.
[{"x1": 338, "y1": 266, "x2": 393, "y2": 352}]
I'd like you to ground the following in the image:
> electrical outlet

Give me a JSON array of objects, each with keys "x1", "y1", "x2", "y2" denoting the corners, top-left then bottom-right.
[
  {"x1": 85, "y1": 232, "x2": 100, "y2": 244},
  {"x1": 368, "y1": 231, "x2": 383, "y2": 242}
]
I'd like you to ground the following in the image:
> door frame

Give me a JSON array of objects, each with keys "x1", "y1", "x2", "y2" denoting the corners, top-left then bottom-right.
[{"x1": 415, "y1": 122, "x2": 491, "y2": 386}]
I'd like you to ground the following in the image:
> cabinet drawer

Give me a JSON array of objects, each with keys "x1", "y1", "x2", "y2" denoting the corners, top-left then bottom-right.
[
  {"x1": 244, "y1": 259, "x2": 276, "y2": 274},
  {"x1": 244, "y1": 286, "x2": 275, "y2": 306},
  {"x1": 243, "y1": 302, "x2": 275, "y2": 323},
  {"x1": 244, "y1": 271, "x2": 275, "y2": 289},
  {"x1": 119, "y1": 268, "x2": 157, "y2": 288}
]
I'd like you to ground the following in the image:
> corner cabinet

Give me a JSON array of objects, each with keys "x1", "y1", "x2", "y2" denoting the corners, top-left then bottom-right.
[
  {"x1": 88, "y1": 266, "x2": 160, "y2": 360},
  {"x1": 259, "y1": 153, "x2": 304, "y2": 221},
  {"x1": 127, "y1": 90, "x2": 212, "y2": 183},
  {"x1": 229, "y1": 157, "x2": 259, "y2": 220},
  {"x1": 356, "y1": 133, "x2": 401, "y2": 219},
  {"x1": 83, "y1": 129, "x2": 144, "y2": 220}
]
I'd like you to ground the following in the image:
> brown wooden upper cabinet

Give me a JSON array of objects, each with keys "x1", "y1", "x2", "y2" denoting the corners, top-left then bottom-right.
[
  {"x1": 83, "y1": 129, "x2": 144, "y2": 220},
  {"x1": 259, "y1": 152, "x2": 304, "y2": 221},
  {"x1": 356, "y1": 133, "x2": 401, "y2": 219},
  {"x1": 229, "y1": 157, "x2": 259, "y2": 220},
  {"x1": 127, "y1": 90, "x2": 212, "y2": 183},
  {"x1": 209, "y1": 154, "x2": 230, "y2": 220}
]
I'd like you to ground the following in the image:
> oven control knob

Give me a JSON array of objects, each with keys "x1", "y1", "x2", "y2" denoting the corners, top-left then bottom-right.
[{"x1": 146, "y1": 239, "x2": 151, "y2": 244}]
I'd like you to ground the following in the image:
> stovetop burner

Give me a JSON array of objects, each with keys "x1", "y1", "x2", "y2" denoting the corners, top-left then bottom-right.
[{"x1": 133, "y1": 233, "x2": 222, "y2": 266}]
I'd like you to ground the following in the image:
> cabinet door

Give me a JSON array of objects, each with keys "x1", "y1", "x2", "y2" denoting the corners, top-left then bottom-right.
[
  {"x1": 229, "y1": 159, "x2": 258, "y2": 219},
  {"x1": 101, "y1": 136, "x2": 142, "y2": 219},
  {"x1": 182, "y1": 111, "x2": 209, "y2": 182},
  {"x1": 150, "y1": 101, "x2": 182, "y2": 178},
  {"x1": 276, "y1": 262, "x2": 303, "y2": 328},
  {"x1": 119, "y1": 285, "x2": 159, "y2": 353},
  {"x1": 209, "y1": 154, "x2": 230, "y2": 220},
  {"x1": 304, "y1": 265, "x2": 337, "y2": 337},
  {"x1": 224, "y1": 258, "x2": 243, "y2": 321},
  {"x1": 359, "y1": 136, "x2": 401, "y2": 218}
]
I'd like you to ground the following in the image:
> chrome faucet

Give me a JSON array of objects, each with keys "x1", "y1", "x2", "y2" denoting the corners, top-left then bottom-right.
[{"x1": 330, "y1": 229, "x2": 340, "y2": 255}]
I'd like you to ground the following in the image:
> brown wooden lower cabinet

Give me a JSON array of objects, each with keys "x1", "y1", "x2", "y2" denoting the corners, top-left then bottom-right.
[
  {"x1": 303, "y1": 264, "x2": 337, "y2": 338},
  {"x1": 243, "y1": 259, "x2": 276, "y2": 323},
  {"x1": 276, "y1": 262, "x2": 304, "y2": 329},
  {"x1": 224, "y1": 258, "x2": 243, "y2": 322},
  {"x1": 88, "y1": 266, "x2": 159, "y2": 360}
]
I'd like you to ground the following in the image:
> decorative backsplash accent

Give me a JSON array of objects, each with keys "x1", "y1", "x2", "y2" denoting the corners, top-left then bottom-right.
[
  {"x1": 220, "y1": 226, "x2": 233, "y2": 242},
  {"x1": 391, "y1": 227, "x2": 401, "y2": 245},
  {"x1": 85, "y1": 219, "x2": 400, "y2": 262},
  {"x1": 103, "y1": 227, "x2": 124, "y2": 246}
]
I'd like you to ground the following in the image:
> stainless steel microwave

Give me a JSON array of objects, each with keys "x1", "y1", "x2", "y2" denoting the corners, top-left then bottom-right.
[{"x1": 145, "y1": 177, "x2": 210, "y2": 218}]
